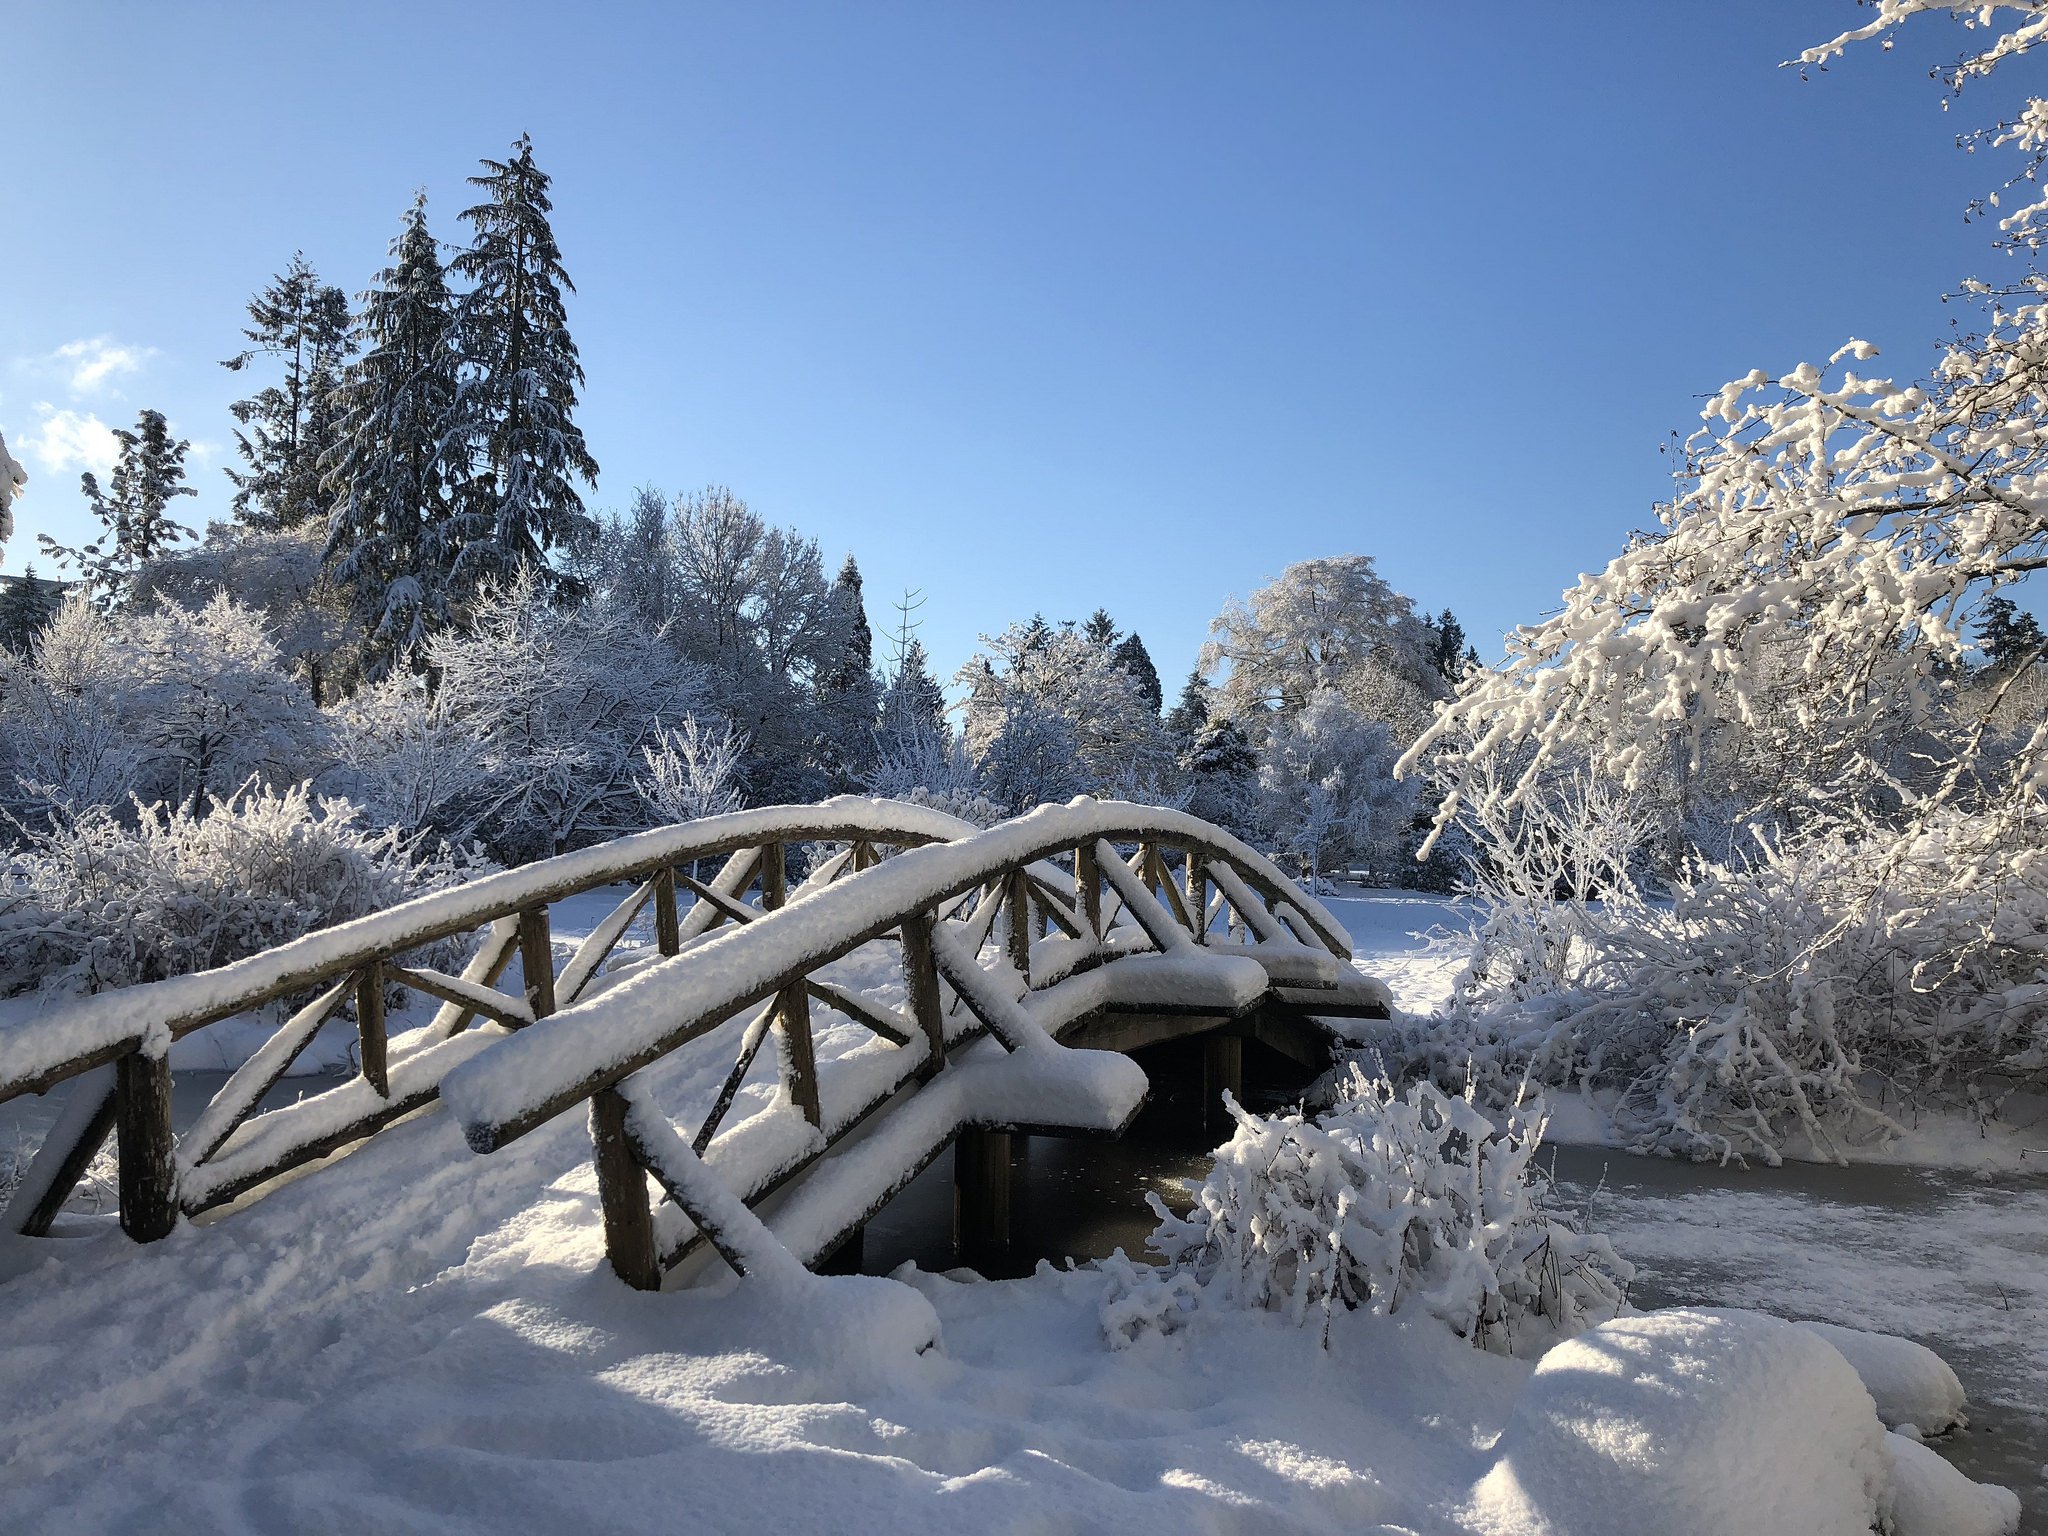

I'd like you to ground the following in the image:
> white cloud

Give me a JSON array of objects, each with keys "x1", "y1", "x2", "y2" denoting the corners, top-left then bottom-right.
[
  {"x1": 53, "y1": 336, "x2": 153, "y2": 396},
  {"x1": 19, "y1": 404, "x2": 119, "y2": 480}
]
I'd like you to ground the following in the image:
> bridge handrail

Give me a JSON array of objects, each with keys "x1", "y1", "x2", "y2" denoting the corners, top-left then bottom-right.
[
  {"x1": 0, "y1": 797, "x2": 980, "y2": 1104},
  {"x1": 443, "y1": 797, "x2": 1353, "y2": 1153}
]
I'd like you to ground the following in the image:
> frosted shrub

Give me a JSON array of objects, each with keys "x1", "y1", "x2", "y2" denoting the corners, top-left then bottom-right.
[
  {"x1": 1118, "y1": 1066, "x2": 1631, "y2": 1354},
  {"x1": 1389, "y1": 811, "x2": 2048, "y2": 1164},
  {"x1": 0, "y1": 784, "x2": 472, "y2": 997}
]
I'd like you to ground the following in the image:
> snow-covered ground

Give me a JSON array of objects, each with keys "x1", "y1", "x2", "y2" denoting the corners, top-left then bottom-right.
[{"x1": 0, "y1": 886, "x2": 2030, "y2": 1533}]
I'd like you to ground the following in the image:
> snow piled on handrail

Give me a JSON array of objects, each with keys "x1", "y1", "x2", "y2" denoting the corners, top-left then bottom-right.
[
  {"x1": 0, "y1": 797, "x2": 980, "y2": 1096},
  {"x1": 443, "y1": 797, "x2": 1351, "y2": 1149}
]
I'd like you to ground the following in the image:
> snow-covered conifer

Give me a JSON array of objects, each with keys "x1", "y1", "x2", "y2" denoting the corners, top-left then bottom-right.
[
  {"x1": 38, "y1": 409, "x2": 196, "y2": 606},
  {"x1": 0, "y1": 565, "x2": 63, "y2": 657},
  {"x1": 223, "y1": 254, "x2": 355, "y2": 532},
  {"x1": 1112, "y1": 631, "x2": 1163, "y2": 713},
  {"x1": 1165, "y1": 668, "x2": 1210, "y2": 745},
  {"x1": 814, "y1": 554, "x2": 881, "y2": 788},
  {"x1": 325, "y1": 194, "x2": 463, "y2": 673},
  {"x1": 448, "y1": 135, "x2": 598, "y2": 602}
]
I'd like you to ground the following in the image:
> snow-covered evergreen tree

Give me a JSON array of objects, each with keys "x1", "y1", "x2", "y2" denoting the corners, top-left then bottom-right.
[
  {"x1": 325, "y1": 194, "x2": 463, "y2": 674},
  {"x1": 961, "y1": 620, "x2": 1174, "y2": 808},
  {"x1": 1977, "y1": 594, "x2": 2046, "y2": 674},
  {"x1": 0, "y1": 566, "x2": 63, "y2": 656},
  {"x1": 223, "y1": 254, "x2": 354, "y2": 532},
  {"x1": 881, "y1": 635, "x2": 949, "y2": 745},
  {"x1": 448, "y1": 134, "x2": 598, "y2": 602},
  {"x1": 1181, "y1": 714, "x2": 1260, "y2": 836},
  {"x1": 814, "y1": 554, "x2": 880, "y2": 788},
  {"x1": 1165, "y1": 668, "x2": 1209, "y2": 745},
  {"x1": 1112, "y1": 631, "x2": 1163, "y2": 713},
  {"x1": 38, "y1": 409, "x2": 196, "y2": 606}
]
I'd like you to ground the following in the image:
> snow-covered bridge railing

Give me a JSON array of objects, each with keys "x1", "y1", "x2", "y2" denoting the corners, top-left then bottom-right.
[
  {"x1": 437, "y1": 799, "x2": 1384, "y2": 1289},
  {"x1": 0, "y1": 797, "x2": 1386, "y2": 1286},
  {"x1": 0, "y1": 799, "x2": 982, "y2": 1245}
]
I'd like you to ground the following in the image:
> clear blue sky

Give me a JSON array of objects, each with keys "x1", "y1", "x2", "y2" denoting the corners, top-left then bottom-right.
[{"x1": 0, "y1": 2, "x2": 2025, "y2": 689}]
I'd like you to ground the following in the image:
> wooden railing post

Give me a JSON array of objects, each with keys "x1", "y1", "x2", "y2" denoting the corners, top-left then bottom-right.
[
  {"x1": 1185, "y1": 853, "x2": 1207, "y2": 944},
  {"x1": 653, "y1": 866, "x2": 681, "y2": 956},
  {"x1": 760, "y1": 842, "x2": 822, "y2": 1127},
  {"x1": 517, "y1": 905, "x2": 556, "y2": 1019},
  {"x1": 115, "y1": 1046, "x2": 177, "y2": 1242},
  {"x1": 356, "y1": 961, "x2": 388, "y2": 1096},
  {"x1": 1075, "y1": 843, "x2": 1100, "y2": 937},
  {"x1": 590, "y1": 1083, "x2": 661, "y2": 1291},
  {"x1": 902, "y1": 909, "x2": 946, "y2": 1082},
  {"x1": 1006, "y1": 868, "x2": 1032, "y2": 980}
]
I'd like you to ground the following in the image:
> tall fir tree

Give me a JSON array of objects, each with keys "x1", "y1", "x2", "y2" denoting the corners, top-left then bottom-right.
[
  {"x1": 1112, "y1": 631, "x2": 1163, "y2": 712},
  {"x1": 0, "y1": 564, "x2": 64, "y2": 655},
  {"x1": 1429, "y1": 607, "x2": 1471, "y2": 687},
  {"x1": 817, "y1": 553, "x2": 881, "y2": 785},
  {"x1": 1165, "y1": 668, "x2": 1210, "y2": 744},
  {"x1": 449, "y1": 133, "x2": 599, "y2": 601},
  {"x1": 38, "y1": 408, "x2": 196, "y2": 605},
  {"x1": 884, "y1": 636, "x2": 951, "y2": 743},
  {"x1": 223, "y1": 253, "x2": 355, "y2": 531},
  {"x1": 326, "y1": 193, "x2": 464, "y2": 674},
  {"x1": 1082, "y1": 607, "x2": 1119, "y2": 648}
]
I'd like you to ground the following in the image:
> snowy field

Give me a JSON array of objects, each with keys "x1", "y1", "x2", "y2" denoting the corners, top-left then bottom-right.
[{"x1": 0, "y1": 888, "x2": 2032, "y2": 1534}]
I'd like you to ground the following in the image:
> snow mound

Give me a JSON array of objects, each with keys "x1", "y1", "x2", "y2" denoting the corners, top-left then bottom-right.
[
  {"x1": 1796, "y1": 1319, "x2": 1969, "y2": 1434},
  {"x1": 1884, "y1": 1428, "x2": 2021, "y2": 1536},
  {"x1": 1470, "y1": 1308, "x2": 1893, "y2": 1536}
]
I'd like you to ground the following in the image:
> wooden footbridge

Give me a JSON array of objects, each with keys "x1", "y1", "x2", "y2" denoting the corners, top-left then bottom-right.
[{"x1": 0, "y1": 797, "x2": 1386, "y2": 1289}]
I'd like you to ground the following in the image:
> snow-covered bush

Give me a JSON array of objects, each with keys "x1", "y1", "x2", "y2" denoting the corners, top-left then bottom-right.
[
  {"x1": 1385, "y1": 810, "x2": 2048, "y2": 1164},
  {"x1": 1119, "y1": 1066, "x2": 1631, "y2": 1354},
  {"x1": 0, "y1": 784, "x2": 472, "y2": 998},
  {"x1": 0, "y1": 592, "x2": 326, "y2": 827},
  {"x1": 635, "y1": 713, "x2": 747, "y2": 826}
]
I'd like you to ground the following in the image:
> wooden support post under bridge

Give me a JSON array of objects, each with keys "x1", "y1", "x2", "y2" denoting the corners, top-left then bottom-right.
[
  {"x1": 1202, "y1": 1032, "x2": 1242, "y2": 1144},
  {"x1": 954, "y1": 1127, "x2": 1011, "y2": 1260}
]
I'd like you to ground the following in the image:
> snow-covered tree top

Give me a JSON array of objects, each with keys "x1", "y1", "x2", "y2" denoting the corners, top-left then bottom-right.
[
  {"x1": 0, "y1": 428, "x2": 25, "y2": 553},
  {"x1": 1400, "y1": 293, "x2": 2048, "y2": 852}
]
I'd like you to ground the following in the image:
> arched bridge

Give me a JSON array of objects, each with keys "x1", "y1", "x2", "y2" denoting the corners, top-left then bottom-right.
[{"x1": 0, "y1": 797, "x2": 1387, "y2": 1288}]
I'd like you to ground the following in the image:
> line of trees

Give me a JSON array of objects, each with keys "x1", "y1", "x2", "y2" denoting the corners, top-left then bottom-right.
[{"x1": 3, "y1": 132, "x2": 1517, "y2": 907}]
